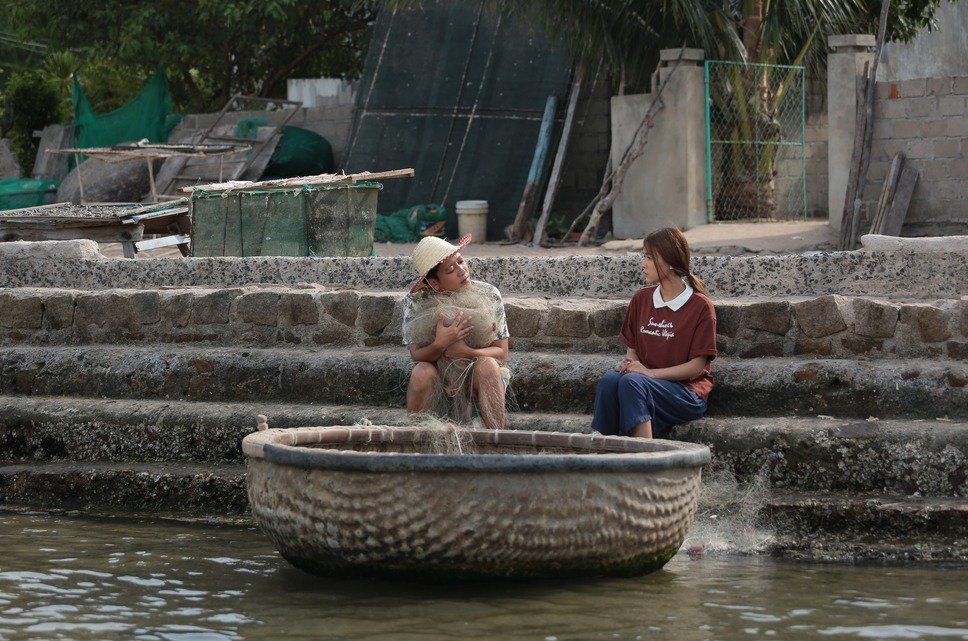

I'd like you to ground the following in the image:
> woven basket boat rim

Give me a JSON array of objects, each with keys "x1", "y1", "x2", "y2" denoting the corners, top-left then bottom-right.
[{"x1": 243, "y1": 426, "x2": 711, "y2": 473}]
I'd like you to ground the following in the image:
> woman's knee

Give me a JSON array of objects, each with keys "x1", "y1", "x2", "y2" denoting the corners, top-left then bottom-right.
[
  {"x1": 618, "y1": 372, "x2": 655, "y2": 399},
  {"x1": 597, "y1": 369, "x2": 622, "y2": 391}
]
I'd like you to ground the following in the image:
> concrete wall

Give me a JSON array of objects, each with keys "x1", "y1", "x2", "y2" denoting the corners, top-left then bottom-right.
[
  {"x1": 880, "y1": 2, "x2": 968, "y2": 82},
  {"x1": 286, "y1": 78, "x2": 358, "y2": 108},
  {"x1": 610, "y1": 50, "x2": 708, "y2": 238}
]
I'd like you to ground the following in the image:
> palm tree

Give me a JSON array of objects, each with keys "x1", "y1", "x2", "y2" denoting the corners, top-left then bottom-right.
[
  {"x1": 485, "y1": 0, "x2": 946, "y2": 90},
  {"x1": 380, "y1": 0, "x2": 949, "y2": 225}
]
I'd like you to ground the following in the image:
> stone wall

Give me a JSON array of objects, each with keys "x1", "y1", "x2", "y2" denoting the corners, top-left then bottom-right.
[{"x1": 2, "y1": 286, "x2": 965, "y2": 361}]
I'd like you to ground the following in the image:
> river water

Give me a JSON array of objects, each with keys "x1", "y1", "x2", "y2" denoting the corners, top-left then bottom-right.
[{"x1": 1, "y1": 509, "x2": 966, "y2": 641}]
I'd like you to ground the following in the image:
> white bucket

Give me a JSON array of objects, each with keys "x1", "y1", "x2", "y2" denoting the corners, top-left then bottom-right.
[{"x1": 455, "y1": 200, "x2": 488, "y2": 243}]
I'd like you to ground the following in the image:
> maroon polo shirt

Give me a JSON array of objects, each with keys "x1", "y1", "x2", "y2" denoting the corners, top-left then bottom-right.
[{"x1": 619, "y1": 285, "x2": 718, "y2": 401}]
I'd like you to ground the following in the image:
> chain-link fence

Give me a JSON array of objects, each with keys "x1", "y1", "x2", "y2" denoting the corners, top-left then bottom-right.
[{"x1": 705, "y1": 60, "x2": 806, "y2": 222}]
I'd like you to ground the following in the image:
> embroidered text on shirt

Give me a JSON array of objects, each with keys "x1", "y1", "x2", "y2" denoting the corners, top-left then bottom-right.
[{"x1": 640, "y1": 317, "x2": 676, "y2": 339}]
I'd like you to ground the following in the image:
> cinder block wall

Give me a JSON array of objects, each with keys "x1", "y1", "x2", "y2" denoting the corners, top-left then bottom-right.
[{"x1": 864, "y1": 76, "x2": 968, "y2": 236}]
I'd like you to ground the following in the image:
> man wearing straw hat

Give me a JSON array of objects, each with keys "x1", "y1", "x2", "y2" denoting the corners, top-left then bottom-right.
[{"x1": 402, "y1": 234, "x2": 510, "y2": 429}]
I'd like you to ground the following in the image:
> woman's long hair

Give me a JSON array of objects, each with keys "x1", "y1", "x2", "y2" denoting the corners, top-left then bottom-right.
[{"x1": 643, "y1": 227, "x2": 707, "y2": 295}]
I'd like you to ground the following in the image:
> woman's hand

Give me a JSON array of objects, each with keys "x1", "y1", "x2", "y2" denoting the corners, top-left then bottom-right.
[
  {"x1": 619, "y1": 357, "x2": 648, "y2": 376},
  {"x1": 621, "y1": 355, "x2": 708, "y2": 381}
]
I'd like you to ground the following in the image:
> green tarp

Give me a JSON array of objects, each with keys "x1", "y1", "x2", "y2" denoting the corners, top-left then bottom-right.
[
  {"x1": 375, "y1": 204, "x2": 447, "y2": 243},
  {"x1": 72, "y1": 67, "x2": 180, "y2": 152},
  {"x1": 0, "y1": 178, "x2": 58, "y2": 211}
]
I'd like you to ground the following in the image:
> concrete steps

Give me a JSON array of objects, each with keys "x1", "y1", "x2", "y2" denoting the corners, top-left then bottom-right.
[
  {"x1": 678, "y1": 415, "x2": 968, "y2": 496},
  {"x1": 0, "y1": 460, "x2": 249, "y2": 514},
  {"x1": 0, "y1": 395, "x2": 591, "y2": 464},
  {"x1": 767, "y1": 493, "x2": 968, "y2": 562},
  {"x1": 3, "y1": 244, "x2": 968, "y2": 561},
  {"x1": 3, "y1": 344, "x2": 967, "y2": 418}
]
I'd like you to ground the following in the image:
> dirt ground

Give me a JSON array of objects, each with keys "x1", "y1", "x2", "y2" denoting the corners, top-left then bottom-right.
[
  {"x1": 374, "y1": 219, "x2": 839, "y2": 258},
  {"x1": 102, "y1": 219, "x2": 839, "y2": 259}
]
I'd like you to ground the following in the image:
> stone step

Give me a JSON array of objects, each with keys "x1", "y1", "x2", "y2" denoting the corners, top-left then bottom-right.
[
  {"x1": 3, "y1": 344, "x2": 967, "y2": 418},
  {"x1": 4, "y1": 243, "x2": 967, "y2": 301},
  {"x1": 0, "y1": 395, "x2": 589, "y2": 464},
  {"x1": 0, "y1": 461, "x2": 249, "y2": 514},
  {"x1": 765, "y1": 493, "x2": 968, "y2": 562},
  {"x1": 3, "y1": 394, "x2": 965, "y2": 499},
  {"x1": 677, "y1": 416, "x2": 968, "y2": 497},
  {"x1": 2, "y1": 285, "x2": 966, "y2": 359}
]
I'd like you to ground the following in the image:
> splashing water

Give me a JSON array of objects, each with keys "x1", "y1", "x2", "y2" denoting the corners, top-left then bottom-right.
[{"x1": 682, "y1": 463, "x2": 774, "y2": 557}]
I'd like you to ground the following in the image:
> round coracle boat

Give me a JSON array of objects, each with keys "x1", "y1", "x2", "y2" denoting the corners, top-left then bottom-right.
[{"x1": 242, "y1": 425, "x2": 711, "y2": 581}]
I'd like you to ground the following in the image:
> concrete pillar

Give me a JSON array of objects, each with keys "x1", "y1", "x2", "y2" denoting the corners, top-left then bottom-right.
[
  {"x1": 827, "y1": 34, "x2": 876, "y2": 235},
  {"x1": 610, "y1": 48, "x2": 707, "y2": 239}
]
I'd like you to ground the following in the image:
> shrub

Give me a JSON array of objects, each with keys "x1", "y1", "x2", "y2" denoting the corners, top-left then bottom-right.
[{"x1": 0, "y1": 71, "x2": 65, "y2": 174}]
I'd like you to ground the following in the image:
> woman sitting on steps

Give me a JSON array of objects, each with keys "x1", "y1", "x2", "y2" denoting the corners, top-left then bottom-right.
[{"x1": 592, "y1": 226, "x2": 717, "y2": 438}]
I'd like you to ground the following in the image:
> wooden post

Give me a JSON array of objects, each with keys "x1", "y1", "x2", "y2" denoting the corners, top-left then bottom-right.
[
  {"x1": 509, "y1": 96, "x2": 557, "y2": 243},
  {"x1": 532, "y1": 68, "x2": 583, "y2": 246},
  {"x1": 839, "y1": 0, "x2": 890, "y2": 250}
]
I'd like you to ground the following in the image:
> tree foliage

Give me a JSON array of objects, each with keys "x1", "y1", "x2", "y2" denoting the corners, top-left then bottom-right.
[
  {"x1": 0, "y1": 0, "x2": 377, "y2": 113},
  {"x1": 0, "y1": 69, "x2": 64, "y2": 173}
]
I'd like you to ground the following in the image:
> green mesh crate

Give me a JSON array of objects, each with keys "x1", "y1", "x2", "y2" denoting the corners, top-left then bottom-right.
[{"x1": 189, "y1": 183, "x2": 379, "y2": 257}]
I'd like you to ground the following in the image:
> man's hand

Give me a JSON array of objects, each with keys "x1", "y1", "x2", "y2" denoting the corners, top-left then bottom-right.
[
  {"x1": 435, "y1": 310, "x2": 472, "y2": 349},
  {"x1": 444, "y1": 339, "x2": 476, "y2": 359}
]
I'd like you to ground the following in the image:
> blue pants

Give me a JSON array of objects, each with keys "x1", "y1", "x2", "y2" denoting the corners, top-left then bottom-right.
[{"x1": 591, "y1": 370, "x2": 707, "y2": 437}]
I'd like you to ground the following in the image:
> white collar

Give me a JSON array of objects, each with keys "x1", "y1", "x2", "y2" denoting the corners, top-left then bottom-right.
[{"x1": 652, "y1": 282, "x2": 694, "y2": 311}]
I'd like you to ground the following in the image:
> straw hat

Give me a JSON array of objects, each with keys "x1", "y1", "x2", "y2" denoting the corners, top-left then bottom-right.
[{"x1": 410, "y1": 234, "x2": 472, "y2": 293}]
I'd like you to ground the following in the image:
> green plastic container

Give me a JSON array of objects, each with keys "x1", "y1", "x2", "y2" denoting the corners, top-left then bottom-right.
[{"x1": 189, "y1": 183, "x2": 380, "y2": 257}]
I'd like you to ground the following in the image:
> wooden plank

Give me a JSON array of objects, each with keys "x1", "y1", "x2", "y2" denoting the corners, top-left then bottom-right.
[
  {"x1": 839, "y1": 61, "x2": 869, "y2": 251},
  {"x1": 534, "y1": 68, "x2": 582, "y2": 245},
  {"x1": 135, "y1": 234, "x2": 190, "y2": 251},
  {"x1": 870, "y1": 152, "x2": 903, "y2": 235},
  {"x1": 183, "y1": 168, "x2": 415, "y2": 194},
  {"x1": 0, "y1": 218, "x2": 127, "y2": 230},
  {"x1": 0, "y1": 203, "x2": 64, "y2": 216},
  {"x1": 239, "y1": 131, "x2": 283, "y2": 181},
  {"x1": 123, "y1": 206, "x2": 190, "y2": 222},
  {"x1": 880, "y1": 165, "x2": 918, "y2": 237},
  {"x1": 840, "y1": 0, "x2": 891, "y2": 251},
  {"x1": 0, "y1": 222, "x2": 144, "y2": 243}
]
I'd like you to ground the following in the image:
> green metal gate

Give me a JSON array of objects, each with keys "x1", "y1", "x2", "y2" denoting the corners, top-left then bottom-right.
[{"x1": 704, "y1": 60, "x2": 806, "y2": 222}]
